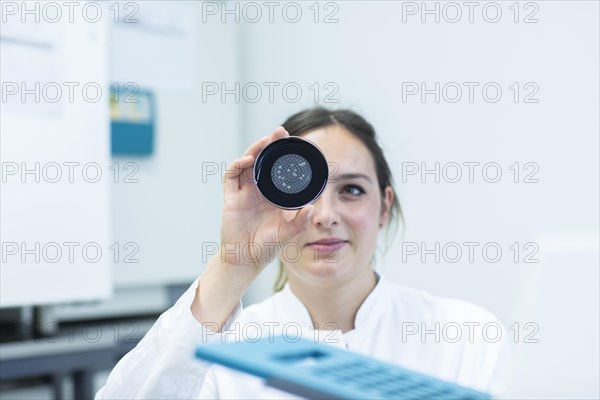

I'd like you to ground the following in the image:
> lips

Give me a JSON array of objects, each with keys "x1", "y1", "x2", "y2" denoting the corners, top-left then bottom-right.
[{"x1": 306, "y1": 238, "x2": 348, "y2": 252}]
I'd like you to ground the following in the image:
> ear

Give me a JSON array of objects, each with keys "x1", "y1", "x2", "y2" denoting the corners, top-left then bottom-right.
[{"x1": 379, "y1": 186, "x2": 394, "y2": 228}]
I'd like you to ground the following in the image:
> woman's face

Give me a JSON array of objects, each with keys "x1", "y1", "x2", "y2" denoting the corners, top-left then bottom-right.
[{"x1": 283, "y1": 125, "x2": 393, "y2": 285}]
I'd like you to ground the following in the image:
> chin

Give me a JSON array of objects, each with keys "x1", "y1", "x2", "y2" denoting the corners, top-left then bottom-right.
[{"x1": 295, "y1": 258, "x2": 349, "y2": 282}]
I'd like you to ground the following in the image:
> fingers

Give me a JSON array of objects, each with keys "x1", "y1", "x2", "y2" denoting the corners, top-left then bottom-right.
[
  {"x1": 224, "y1": 126, "x2": 289, "y2": 192},
  {"x1": 270, "y1": 126, "x2": 289, "y2": 141},
  {"x1": 224, "y1": 155, "x2": 255, "y2": 191},
  {"x1": 242, "y1": 126, "x2": 289, "y2": 159}
]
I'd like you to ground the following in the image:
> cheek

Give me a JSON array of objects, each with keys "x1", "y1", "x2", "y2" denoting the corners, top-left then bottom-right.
[{"x1": 343, "y1": 200, "x2": 382, "y2": 238}]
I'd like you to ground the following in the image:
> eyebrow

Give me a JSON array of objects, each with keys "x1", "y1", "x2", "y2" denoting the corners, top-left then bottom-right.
[{"x1": 334, "y1": 173, "x2": 373, "y2": 184}]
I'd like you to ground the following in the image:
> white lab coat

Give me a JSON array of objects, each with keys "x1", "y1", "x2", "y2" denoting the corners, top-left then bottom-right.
[{"x1": 95, "y1": 274, "x2": 511, "y2": 399}]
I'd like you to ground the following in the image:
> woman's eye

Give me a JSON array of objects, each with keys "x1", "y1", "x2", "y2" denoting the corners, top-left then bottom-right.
[{"x1": 342, "y1": 185, "x2": 365, "y2": 196}]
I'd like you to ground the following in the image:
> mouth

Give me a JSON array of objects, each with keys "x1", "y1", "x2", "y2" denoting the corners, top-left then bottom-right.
[{"x1": 305, "y1": 238, "x2": 349, "y2": 252}]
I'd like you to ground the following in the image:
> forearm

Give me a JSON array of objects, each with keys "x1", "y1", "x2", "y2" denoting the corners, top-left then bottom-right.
[{"x1": 191, "y1": 252, "x2": 259, "y2": 331}]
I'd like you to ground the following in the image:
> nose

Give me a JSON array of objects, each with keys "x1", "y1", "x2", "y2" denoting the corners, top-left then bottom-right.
[{"x1": 310, "y1": 188, "x2": 339, "y2": 229}]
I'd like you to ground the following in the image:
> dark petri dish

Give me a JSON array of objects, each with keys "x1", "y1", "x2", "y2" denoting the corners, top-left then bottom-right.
[{"x1": 254, "y1": 137, "x2": 328, "y2": 209}]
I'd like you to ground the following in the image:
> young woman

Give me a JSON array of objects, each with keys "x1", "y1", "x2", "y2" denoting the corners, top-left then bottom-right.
[{"x1": 96, "y1": 108, "x2": 510, "y2": 399}]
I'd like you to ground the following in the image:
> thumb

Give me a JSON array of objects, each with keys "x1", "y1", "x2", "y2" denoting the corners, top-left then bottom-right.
[{"x1": 279, "y1": 205, "x2": 314, "y2": 244}]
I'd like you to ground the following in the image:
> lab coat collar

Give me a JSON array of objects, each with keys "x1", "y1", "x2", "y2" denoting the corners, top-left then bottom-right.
[{"x1": 278, "y1": 272, "x2": 389, "y2": 332}]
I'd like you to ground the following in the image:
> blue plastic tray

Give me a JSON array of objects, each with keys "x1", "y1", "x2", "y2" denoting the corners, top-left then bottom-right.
[{"x1": 195, "y1": 335, "x2": 491, "y2": 399}]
